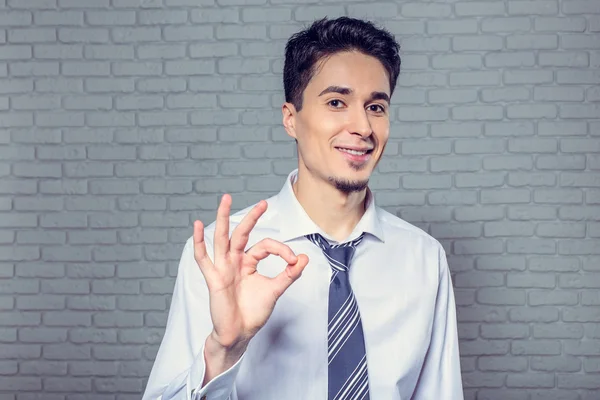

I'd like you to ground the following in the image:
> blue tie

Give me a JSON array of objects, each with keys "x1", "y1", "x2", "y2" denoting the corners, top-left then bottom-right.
[{"x1": 307, "y1": 233, "x2": 370, "y2": 400}]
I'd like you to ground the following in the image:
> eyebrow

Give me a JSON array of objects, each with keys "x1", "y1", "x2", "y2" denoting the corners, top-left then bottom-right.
[{"x1": 318, "y1": 86, "x2": 390, "y2": 104}]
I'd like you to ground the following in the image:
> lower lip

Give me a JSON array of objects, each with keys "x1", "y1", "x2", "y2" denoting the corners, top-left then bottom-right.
[{"x1": 336, "y1": 148, "x2": 372, "y2": 164}]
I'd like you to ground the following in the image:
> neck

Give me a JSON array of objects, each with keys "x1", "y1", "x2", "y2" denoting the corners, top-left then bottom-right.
[{"x1": 293, "y1": 166, "x2": 367, "y2": 243}]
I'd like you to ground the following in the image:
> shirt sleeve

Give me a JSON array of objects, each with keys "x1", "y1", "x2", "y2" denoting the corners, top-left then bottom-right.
[
  {"x1": 142, "y1": 236, "x2": 243, "y2": 400},
  {"x1": 412, "y1": 245, "x2": 464, "y2": 400}
]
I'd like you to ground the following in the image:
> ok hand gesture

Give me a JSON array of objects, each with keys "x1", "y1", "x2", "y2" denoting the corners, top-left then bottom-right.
[{"x1": 193, "y1": 194, "x2": 309, "y2": 378}]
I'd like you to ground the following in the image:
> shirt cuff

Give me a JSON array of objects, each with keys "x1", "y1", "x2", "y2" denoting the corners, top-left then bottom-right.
[{"x1": 188, "y1": 344, "x2": 245, "y2": 400}]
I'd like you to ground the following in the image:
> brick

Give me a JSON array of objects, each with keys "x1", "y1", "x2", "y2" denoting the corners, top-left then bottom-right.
[
  {"x1": 402, "y1": 37, "x2": 451, "y2": 53},
  {"x1": 86, "y1": 77, "x2": 135, "y2": 93},
  {"x1": 396, "y1": 106, "x2": 449, "y2": 122},
  {"x1": 507, "y1": 34, "x2": 558, "y2": 49},
  {"x1": 507, "y1": 104, "x2": 557, "y2": 119},
  {"x1": 535, "y1": 17, "x2": 586, "y2": 32},
  {"x1": 558, "y1": 374, "x2": 600, "y2": 390},
  {"x1": 428, "y1": 20, "x2": 477, "y2": 34},
  {"x1": 430, "y1": 156, "x2": 480, "y2": 173},
  {"x1": 478, "y1": 356, "x2": 528, "y2": 371},
  {"x1": 0, "y1": 377, "x2": 41, "y2": 391},
  {"x1": 562, "y1": 34, "x2": 600, "y2": 49},
  {"x1": 377, "y1": 158, "x2": 426, "y2": 174},
  {"x1": 533, "y1": 323, "x2": 583, "y2": 339},
  {"x1": 86, "y1": 10, "x2": 135, "y2": 25},
  {"x1": 483, "y1": 221, "x2": 535, "y2": 237},
  {"x1": 58, "y1": 28, "x2": 108, "y2": 43},
  {"x1": 428, "y1": 89, "x2": 478, "y2": 105},
  {"x1": 431, "y1": 55, "x2": 481, "y2": 70},
  {"x1": 455, "y1": 2, "x2": 505, "y2": 15},
  {"x1": 504, "y1": 70, "x2": 553, "y2": 85},
  {"x1": 403, "y1": 174, "x2": 451, "y2": 189},
  {"x1": 564, "y1": 340, "x2": 600, "y2": 355},
  {"x1": 506, "y1": 373, "x2": 555, "y2": 388},
  {"x1": 463, "y1": 372, "x2": 505, "y2": 389},
  {"x1": 478, "y1": 287, "x2": 527, "y2": 305},
  {"x1": 557, "y1": 70, "x2": 600, "y2": 84},
  {"x1": 190, "y1": 43, "x2": 238, "y2": 60},
  {"x1": 508, "y1": 0, "x2": 558, "y2": 15},
  {"x1": 93, "y1": 345, "x2": 141, "y2": 360},
  {"x1": 20, "y1": 360, "x2": 67, "y2": 376},
  {"x1": 477, "y1": 389, "x2": 528, "y2": 400},
  {"x1": 428, "y1": 191, "x2": 477, "y2": 206},
  {"x1": 115, "y1": 95, "x2": 163, "y2": 111},
  {"x1": 164, "y1": 26, "x2": 213, "y2": 41},
  {"x1": 69, "y1": 361, "x2": 118, "y2": 375},
  {"x1": 485, "y1": 122, "x2": 534, "y2": 137},
  {"x1": 563, "y1": 0, "x2": 600, "y2": 14},
  {"x1": 0, "y1": 11, "x2": 32, "y2": 26},
  {"x1": 45, "y1": 377, "x2": 91, "y2": 392},
  {"x1": 459, "y1": 340, "x2": 509, "y2": 356},
  {"x1": 8, "y1": 28, "x2": 56, "y2": 43},
  {"x1": 453, "y1": 36, "x2": 503, "y2": 51},
  {"x1": 9, "y1": 61, "x2": 59, "y2": 76},
  {"x1": 34, "y1": 10, "x2": 83, "y2": 25},
  {"x1": 398, "y1": 207, "x2": 452, "y2": 223},
  {"x1": 164, "y1": 60, "x2": 214, "y2": 76},
  {"x1": 453, "y1": 106, "x2": 503, "y2": 121},
  {"x1": 241, "y1": 7, "x2": 290, "y2": 22},
  {"x1": 561, "y1": 104, "x2": 600, "y2": 119},
  {"x1": 539, "y1": 51, "x2": 589, "y2": 67},
  {"x1": 83, "y1": 44, "x2": 133, "y2": 60},
  {"x1": 137, "y1": 78, "x2": 185, "y2": 93},
  {"x1": 113, "y1": 0, "x2": 162, "y2": 6},
  {"x1": 139, "y1": 10, "x2": 187, "y2": 24},
  {"x1": 482, "y1": 17, "x2": 531, "y2": 32},
  {"x1": 511, "y1": 205, "x2": 555, "y2": 221},
  {"x1": 454, "y1": 240, "x2": 504, "y2": 255},
  {"x1": 455, "y1": 205, "x2": 505, "y2": 223},
  {"x1": 293, "y1": 5, "x2": 343, "y2": 21},
  {"x1": 113, "y1": 61, "x2": 162, "y2": 76},
  {"x1": 138, "y1": 44, "x2": 186, "y2": 60}
]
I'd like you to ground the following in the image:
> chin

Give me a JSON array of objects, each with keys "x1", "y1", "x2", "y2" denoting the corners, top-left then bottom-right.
[{"x1": 328, "y1": 169, "x2": 371, "y2": 194}]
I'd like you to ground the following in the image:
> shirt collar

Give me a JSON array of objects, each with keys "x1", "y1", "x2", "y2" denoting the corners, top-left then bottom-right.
[{"x1": 275, "y1": 169, "x2": 385, "y2": 244}]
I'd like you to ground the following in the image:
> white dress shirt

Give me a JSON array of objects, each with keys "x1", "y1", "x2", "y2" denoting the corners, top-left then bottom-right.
[{"x1": 143, "y1": 169, "x2": 463, "y2": 400}]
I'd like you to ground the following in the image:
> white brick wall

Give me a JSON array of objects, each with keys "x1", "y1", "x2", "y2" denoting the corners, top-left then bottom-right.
[{"x1": 0, "y1": 0, "x2": 599, "y2": 398}]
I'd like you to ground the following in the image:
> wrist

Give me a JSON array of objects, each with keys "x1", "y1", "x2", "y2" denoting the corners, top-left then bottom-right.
[
  {"x1": 202, "y1": 331, "x2": 249, "y2": 386},
  {"x1": 206, "y1": 330, "x2": 249, "y2": 359}
]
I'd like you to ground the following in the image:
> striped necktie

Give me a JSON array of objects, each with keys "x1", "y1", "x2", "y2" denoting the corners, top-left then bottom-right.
[{"x1": 306, "y1": 233, "x2": 370, "y2": 400}]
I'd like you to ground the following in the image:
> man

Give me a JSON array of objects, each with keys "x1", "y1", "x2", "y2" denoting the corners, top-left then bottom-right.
[{"x1": 144, "y1": 17, "x2": 463, "y2": 400}]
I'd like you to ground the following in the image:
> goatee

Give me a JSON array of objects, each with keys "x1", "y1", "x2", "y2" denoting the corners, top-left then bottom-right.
[{"x1": 329, "y1": 177, "x2": 369, "y2": 194}]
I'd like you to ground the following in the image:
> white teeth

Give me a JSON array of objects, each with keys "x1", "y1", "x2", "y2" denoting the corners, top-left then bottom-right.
[{"x1": 339, "y1": 148, "x2": 367, "y2": 156}]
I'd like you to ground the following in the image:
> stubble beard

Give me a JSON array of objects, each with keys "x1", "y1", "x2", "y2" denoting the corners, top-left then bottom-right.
[{"x1": 328, "y1": 161, "x2": 369, "y2": 194}]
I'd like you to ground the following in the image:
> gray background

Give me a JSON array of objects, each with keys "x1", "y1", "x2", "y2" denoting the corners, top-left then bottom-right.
[{"x1": 1, "y1": 0, "x2": 599, "y2": 398}]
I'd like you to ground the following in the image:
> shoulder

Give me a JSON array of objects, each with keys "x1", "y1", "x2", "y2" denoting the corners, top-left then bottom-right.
[{"x1": 376, "y1": 206, "x2": 444, "y2": 254}]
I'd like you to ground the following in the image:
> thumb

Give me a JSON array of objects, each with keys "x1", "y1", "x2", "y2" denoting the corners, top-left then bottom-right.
[{"x1": 272, "y1": 254, "x2": 309, "y2": 298}]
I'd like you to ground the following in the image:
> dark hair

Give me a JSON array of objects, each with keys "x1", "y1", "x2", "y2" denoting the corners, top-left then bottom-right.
[{"x1": 283, "y1": 17, "x2": 401, "y2": 111}]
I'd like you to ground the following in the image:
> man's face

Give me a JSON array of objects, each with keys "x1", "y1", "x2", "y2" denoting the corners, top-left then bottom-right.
[{"x1": 284, "y1": 51, "x2": 391, "y2": 193}]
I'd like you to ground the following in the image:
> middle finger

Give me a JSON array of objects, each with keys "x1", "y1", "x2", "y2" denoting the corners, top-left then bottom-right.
[{"x1": 230, "y1": 200, "x2": 268, "y2": 253}]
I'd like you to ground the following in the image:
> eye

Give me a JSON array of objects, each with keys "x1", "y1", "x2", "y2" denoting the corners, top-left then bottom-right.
[
  {"x1": 327, "y1": 99, "x2": 345, "y2": 108},
  {"x1": 368, "y1": 104, "x2": 386, "y2": 114}
]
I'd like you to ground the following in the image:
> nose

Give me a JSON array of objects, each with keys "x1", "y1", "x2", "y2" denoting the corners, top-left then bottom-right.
[{"x1": 349, "y1": 108, "x2": 373, "y2": 138}]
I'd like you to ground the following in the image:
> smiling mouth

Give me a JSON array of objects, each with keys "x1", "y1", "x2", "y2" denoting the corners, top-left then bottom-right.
[{"x1": 336, "y1": 147, "x2": 373, "y2": 156}]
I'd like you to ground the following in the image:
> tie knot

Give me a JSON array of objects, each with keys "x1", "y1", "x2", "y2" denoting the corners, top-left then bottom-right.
[{"x1": 306, "y1": 233, "x2": 364, "y2": 272}]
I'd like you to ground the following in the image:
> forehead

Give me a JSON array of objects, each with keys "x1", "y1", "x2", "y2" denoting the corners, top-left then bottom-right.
[{"x1": 306, "y1": 51, "x2": 390, "y2": 95}]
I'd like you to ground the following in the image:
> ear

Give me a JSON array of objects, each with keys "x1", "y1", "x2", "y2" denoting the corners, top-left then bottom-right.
[{"x1": 282, "y1": 102, "x2": 298, "y2": 140}]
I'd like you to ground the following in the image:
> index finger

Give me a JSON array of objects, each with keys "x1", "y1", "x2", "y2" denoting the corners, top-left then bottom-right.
[{"x1": 230, "y1": 200, "x2": 268, "y2": 253}]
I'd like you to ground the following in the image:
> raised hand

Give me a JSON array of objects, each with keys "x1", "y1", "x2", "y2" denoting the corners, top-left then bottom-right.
[{"x1": 193, "y1": 194, "x2": 309, "y2": 381}]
